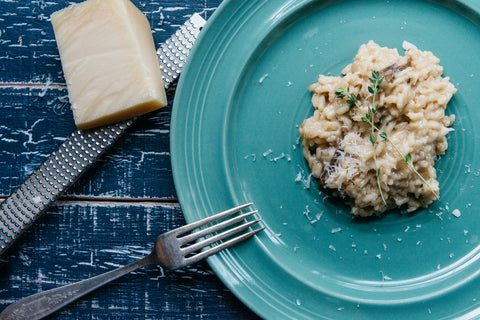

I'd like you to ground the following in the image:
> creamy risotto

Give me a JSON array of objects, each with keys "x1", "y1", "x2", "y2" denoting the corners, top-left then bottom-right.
[{"x1": 298, "y1": 41, "x2": 456, "y2": 217}]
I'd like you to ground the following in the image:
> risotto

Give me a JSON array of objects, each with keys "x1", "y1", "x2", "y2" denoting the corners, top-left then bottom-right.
[{"x1": 298, "y1": 41, "x2": 456, "y2": 217}]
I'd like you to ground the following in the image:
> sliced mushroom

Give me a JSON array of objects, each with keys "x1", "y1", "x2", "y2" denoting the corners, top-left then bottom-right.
[
  {"x1": 381, "y1": 58, "x2": 411, "y2": 82},
  {"x1": 319, "y1": 147, "x2": 345, "y2": 189},
  {"x1": 318, "y1": 127, "x2": 350, "y2": 190}
]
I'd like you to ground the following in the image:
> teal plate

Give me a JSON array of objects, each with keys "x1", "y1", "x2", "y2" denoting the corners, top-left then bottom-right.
[{"x1": 171, "y1": 0, "x2": 480, "y2": 318}]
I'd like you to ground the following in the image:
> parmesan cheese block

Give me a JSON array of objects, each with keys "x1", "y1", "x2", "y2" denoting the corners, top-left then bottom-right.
[{"x1": 51, "y1": 0, "x2": 167, "y2": 129}]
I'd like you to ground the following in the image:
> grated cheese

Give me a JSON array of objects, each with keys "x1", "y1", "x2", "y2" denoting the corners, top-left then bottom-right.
[
  {"x1": 331, "y1": 227, "x2": 342, "y2": 234},
  {"x1": 452, "y1": 208, "x2": 461, "y2": 218},
  {"x1": 402, "y1": 40, "x2": 418, "y2": 51},
  {"x1": 262, "y1": 149, "x2": 273, "y2": 157},
  {"x1": 259, "y1": 73, "x2": 269, "y2": 83}
]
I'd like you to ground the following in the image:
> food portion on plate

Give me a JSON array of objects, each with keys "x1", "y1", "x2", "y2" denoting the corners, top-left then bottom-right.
[{"x1": 299, "y1": 41, "x2": 456, "y2": 217}]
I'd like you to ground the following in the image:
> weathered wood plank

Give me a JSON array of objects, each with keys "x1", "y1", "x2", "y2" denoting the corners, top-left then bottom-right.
[
  {"x1": 0, "y1": 1, "x2": 261, "y2": 319},
  {"x1": 0, "y1": 86, "x2": 176, "y2": 199},
  {"x1": 0, "y1": 0, "x2": 221, "y2": 199},
  {"x1": 0, "y1": 86, "x2": 75, "y2": 192},
  {"x1": 0, "y1": 203, "x2": 259, "y2": 319},
  {"x1": 0, "y1": 0, "x2": 219, "y2": 83}
]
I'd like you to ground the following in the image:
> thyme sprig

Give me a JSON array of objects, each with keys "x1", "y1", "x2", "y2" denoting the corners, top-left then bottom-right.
[
  {"x1": 334, "y1": 71, "x2": 440, "y2": 204},
  {"x1": 335, "y1": 71, "x2": 385, "y2": 204}
]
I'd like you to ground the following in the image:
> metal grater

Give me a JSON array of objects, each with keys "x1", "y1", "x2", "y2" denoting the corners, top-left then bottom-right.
[{"x1": 0, "y1": 13, "x2": 206, "y2": 256}]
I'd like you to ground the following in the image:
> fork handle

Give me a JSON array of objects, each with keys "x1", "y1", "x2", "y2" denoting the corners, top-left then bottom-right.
[{"x1": 0, "y1": 255, "x2": 154, "y2": 320}]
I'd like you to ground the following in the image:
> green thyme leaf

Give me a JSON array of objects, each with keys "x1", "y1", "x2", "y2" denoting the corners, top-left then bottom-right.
[
  {"x1": 335, "y1": 88, "x2": 346, "y2": 98},
  {"x1": 346, "y1": 92, "x2": 357, "y2": 106},
  {"x1": 377, "y1": 75, "x2": 383, "y2": 85},
  {"x1": 404, "y1": 153, "x2": 412, "y2": 163}
]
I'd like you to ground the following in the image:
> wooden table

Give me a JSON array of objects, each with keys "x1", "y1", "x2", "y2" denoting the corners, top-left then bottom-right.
[{"x1": 0, "y1": 0, "x2": 260, "y2": 318}]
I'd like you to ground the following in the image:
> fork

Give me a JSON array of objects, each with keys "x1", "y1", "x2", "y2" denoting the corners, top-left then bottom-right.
[{"x1": 0, "y1": 203, "x2": 263, "y2": 320}]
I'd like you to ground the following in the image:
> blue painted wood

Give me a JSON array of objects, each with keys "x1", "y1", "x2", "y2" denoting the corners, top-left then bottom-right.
[
  {"x1": 0, "y1": 0, "x2": 261, "y2": 319},
  {"x1": 0, "y1": 204, "x2": 259, "y2": 319},
  {"x1": 0, "y1": 86, "x2": 176, "y2": 199},
  {"x1": 0, "y1": 0, "x2": 219, "y2": 83}
]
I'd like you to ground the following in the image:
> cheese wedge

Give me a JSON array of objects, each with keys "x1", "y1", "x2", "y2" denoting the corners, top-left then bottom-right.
[{"x1": 51, "y1": 0, "x2": 167, "y2": 129}]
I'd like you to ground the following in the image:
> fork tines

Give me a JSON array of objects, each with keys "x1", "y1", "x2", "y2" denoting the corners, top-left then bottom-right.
[{"x1": 178, "y1": 203, "x2": 263, "y2": 265}]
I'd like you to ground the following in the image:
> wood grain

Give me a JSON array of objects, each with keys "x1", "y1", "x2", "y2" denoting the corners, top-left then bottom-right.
[
  {"x1": 0, "y1": 0, "x2": 218, "y2": 83},
  {"x1": 0, "y1": 0, "x2": 260, "y2": 318},
  {"x1": 0, "y1": 204, "x2": 259, "y2": 319}
]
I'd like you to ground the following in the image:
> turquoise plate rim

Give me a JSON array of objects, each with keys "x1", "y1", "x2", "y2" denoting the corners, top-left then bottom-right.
[{"x1": 171, "y1": 0, "x2": 480, "y2": 318}]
